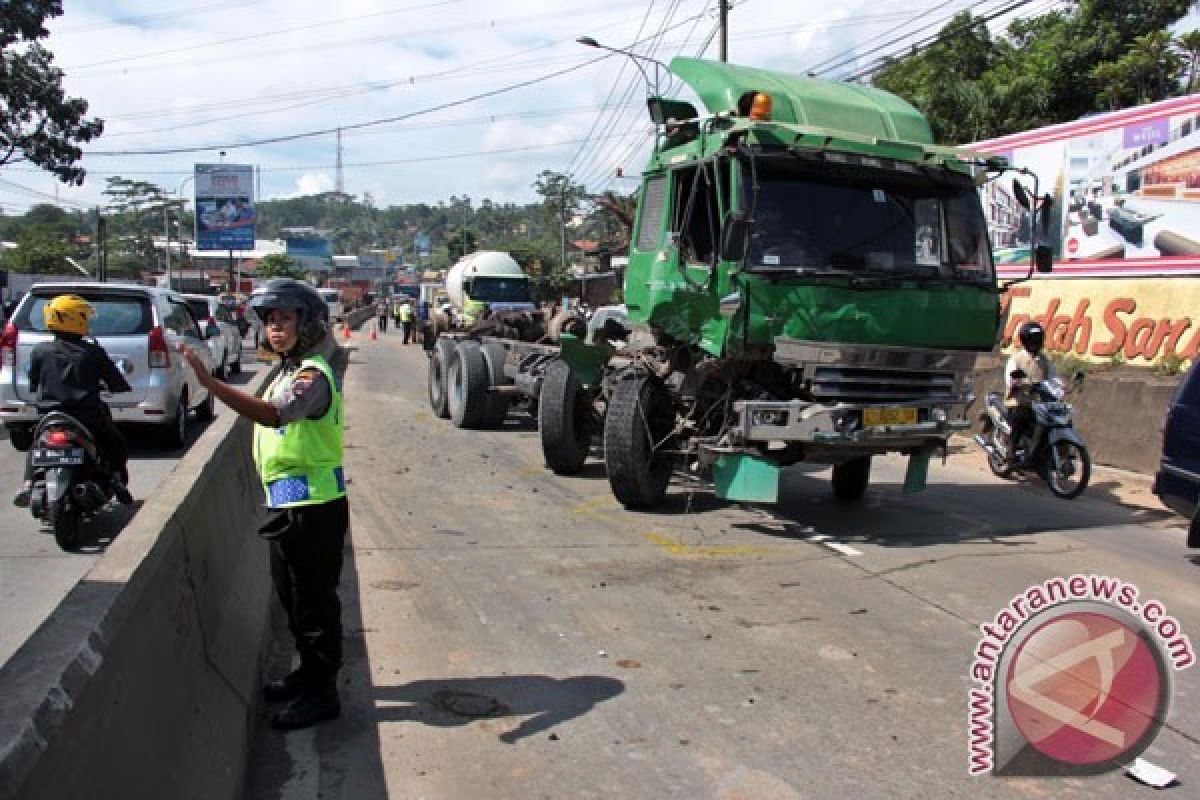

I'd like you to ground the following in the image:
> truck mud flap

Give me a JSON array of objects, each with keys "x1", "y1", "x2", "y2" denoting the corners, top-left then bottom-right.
[{"x1": 713, "y1": 454, "x2": 779, "y2": 504}]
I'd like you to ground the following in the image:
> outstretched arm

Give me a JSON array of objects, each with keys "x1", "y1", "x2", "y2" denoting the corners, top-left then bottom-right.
[{"x1": 178, "y1": 343, "x2": 280, "y2": 427}]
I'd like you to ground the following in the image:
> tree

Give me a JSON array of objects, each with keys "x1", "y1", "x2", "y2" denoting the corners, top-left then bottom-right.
[
  {"x1": 872, "y1": 1, "x2": 1195, "y2": 143},
  {"x1": 256, "y1": 253, "x2": 305, "y2": 280},
  {"x1": 1, "y1": 1, "x2": 104, "y2": 184},
  {"x1": 5, "y1": 224, "x2": 72, "y2": 273},
  {"x1": 1177, "y1": 30, "x2": 1200, "y2": 94}
]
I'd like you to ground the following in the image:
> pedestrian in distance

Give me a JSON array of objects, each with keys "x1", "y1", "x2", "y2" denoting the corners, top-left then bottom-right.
[
  {"x1": 398, "y1": 298, "x2": 415, "y2": 344},
  {"x1": 376, "y1": 296, "x2": 389, "y2": 333},
  {"x1": 178, "y1": 278, "x2": 349, "y2": 732}
]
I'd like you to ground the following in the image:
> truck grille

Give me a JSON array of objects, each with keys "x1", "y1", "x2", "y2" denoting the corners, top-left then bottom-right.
[{"x1": 809, "y1": 365, "x2": 958, "y2": 403}]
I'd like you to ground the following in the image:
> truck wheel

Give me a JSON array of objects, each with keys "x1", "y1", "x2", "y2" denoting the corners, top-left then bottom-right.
[
  {"x1": 448, "y1": 340, "x2": 489, "y2": 429},
  {"x1": 832, "y1": 456, "x2": 871, "y2": 502},
  {"x1": 539, "y1": 359, "x2": 592, "y2": 475},
  {"x1": 604, "y1": 371, "x2": 675, "y2": 509},
  {"x1": 480, "y1": 342, "x2": 512, "y2": 429},
  {"x1": 428, "y1": 338, "x2": 456, "y2": 418}
]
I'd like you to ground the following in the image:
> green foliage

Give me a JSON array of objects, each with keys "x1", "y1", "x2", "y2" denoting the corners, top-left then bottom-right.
[
  {"x1": 1154, "y1": 352, "x2": 1189, "y2": 376},
  {"x1": 873, "y1": 1, "x2": 1195, "y2": 144},
  {"x1": 5, "y1": 225, "x2": 72, "y2": 273},
  {"x1": 1, "y1": 0, "x2": 104, "y2": 184},
  {"x1": 256, "y1": 253, "x2": 305, "y2": 280},
  {"x1": 1108, "y1": 350, "x2": 1127, "y2": 368}
]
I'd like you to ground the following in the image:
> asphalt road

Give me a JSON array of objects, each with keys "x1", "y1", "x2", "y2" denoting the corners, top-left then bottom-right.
[
  {"x1": 245, "y1": 333, "x2": 1198, "y2": 799},
  {"x1": 0, "y1": 341, "x2": 265, "y2": 669}
]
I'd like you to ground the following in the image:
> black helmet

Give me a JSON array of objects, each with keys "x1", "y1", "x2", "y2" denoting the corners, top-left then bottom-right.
[
  {"x1": 1017, "y1": 320, "x2": 1045, "y2": 355},
  {"x1": 249, "y1": 278, "x2": 329, "y2": 356}
]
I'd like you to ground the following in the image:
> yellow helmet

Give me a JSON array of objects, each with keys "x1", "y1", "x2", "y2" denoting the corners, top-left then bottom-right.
[{"x1": 44, "y1": 294, "x2": 96, "y2": 336}]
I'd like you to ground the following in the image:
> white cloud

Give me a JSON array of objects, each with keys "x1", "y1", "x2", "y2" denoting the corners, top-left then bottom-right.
[{"x1": 289, "y1": 172, "x2": 335, "y2": 198}]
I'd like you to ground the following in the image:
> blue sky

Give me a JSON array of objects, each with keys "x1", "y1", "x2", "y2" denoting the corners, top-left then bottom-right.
[{"x1": 1, "y1": 0, "x2": 1192, "y2": 216}]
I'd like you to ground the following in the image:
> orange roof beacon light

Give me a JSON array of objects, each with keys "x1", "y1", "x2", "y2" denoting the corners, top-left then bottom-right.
[{"x1": 749, "y1": 92, "x2": 772, "y2": 121}]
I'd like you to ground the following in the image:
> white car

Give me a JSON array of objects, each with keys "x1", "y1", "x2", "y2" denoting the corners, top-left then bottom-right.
[
  {"x1": 317, "y1": 288, "x2": 344, "y2": 322},
  {"x1": 183, "y1": 294, "x2": 243, "y2": 378}
]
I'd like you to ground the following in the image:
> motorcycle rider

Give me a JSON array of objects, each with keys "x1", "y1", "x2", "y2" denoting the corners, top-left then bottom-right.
[
  {"x1": 14, "y1": 294, "x2": 133, "y2": 507},
  {"x1": 1004, "y1": 320, "x2": 1057, "y2": 466},
  {"x1": 179, "y1": 278, "x2": 348, "y2": 732}
]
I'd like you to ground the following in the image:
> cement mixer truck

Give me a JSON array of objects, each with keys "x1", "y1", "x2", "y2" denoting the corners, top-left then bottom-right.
[
  {"x1": 425, "y1": 251, "x2": 593, "y2": 430},
  {"x1": 432, "y1": 251, "x2": 536, "y2": 331}
]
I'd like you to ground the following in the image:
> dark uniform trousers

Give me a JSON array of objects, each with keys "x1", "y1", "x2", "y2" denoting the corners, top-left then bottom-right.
[{"x1": 266, "y1": 495, "x2": 350, "y2": 687}]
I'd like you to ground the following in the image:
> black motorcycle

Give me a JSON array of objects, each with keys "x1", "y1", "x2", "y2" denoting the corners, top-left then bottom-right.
[
  {"x1": 27, "y1": 410, "x2": 122, "y2": 550},
  {"x1": 974, "y1": 373, "x2": 1091, "y2": 499}
]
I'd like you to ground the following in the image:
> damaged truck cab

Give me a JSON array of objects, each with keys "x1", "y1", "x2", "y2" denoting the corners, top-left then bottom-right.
[{"x1": 551, "y1": 57, "x2": 1039, "y2": 508}]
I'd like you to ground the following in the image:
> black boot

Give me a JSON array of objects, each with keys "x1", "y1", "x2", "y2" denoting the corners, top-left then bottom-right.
[
  {"x1": 271, "y1": 684, "x2": 340, "y2": 731},
  {"x1": 263, "y1": 669, "x2": 308, "y2": 703}
]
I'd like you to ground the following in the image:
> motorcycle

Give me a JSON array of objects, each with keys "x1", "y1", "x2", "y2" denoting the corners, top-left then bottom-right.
[
  {"x1": 27, "y1": 409, "x2": 123, "y2": 550},
  {"x1": 973, "y1": 372, "x2": 1091, "y2": 499}
]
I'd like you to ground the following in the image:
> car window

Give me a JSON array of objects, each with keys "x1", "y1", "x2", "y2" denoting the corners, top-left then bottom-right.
[
  {"x1": 15, "y1": 292, "x2": 153, "y2": 335},
  {"x1": 165, "y1": 299, "x2": 203, "y2": 338},
  {"x1": 186, "y1": 299, "x2": 211, "y2": 321}
]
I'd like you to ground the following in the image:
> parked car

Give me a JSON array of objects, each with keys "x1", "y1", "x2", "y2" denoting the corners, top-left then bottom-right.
[
  {"x1": 218, "y1": 291, "x2": 251, "y2": 337},
  {"x1": 184, "y1": 293, "x2": 243, "y2": 378},
  {"x1": 0, "y1": 282, "x2": 216, "y2": 450},
  {"x1": 317, "y1": 288, "x2": 344, "y2": 322},
  {"x1": 1153, "y1": 359, "x2": 1200, "y2": 546}
]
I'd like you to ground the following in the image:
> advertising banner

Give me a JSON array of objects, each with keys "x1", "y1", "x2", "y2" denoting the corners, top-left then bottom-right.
[
  {"x1": 971, "y1": 94, "x2": 1200, "y2": 278},
  {"x1": 194, "y1": 164, "x2": 255, "y2": 251}
]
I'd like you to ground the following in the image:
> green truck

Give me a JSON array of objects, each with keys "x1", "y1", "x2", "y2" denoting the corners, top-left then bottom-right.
[{"x1": 536, "y1": 56, "x2": 1052, "y2": 508}]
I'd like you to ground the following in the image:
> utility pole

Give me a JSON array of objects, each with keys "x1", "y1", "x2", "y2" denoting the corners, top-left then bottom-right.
[
  {"x1": 719, "y1": 0, "x2": 729, "y2": 63},
  {"x1": 559, "y1": 182, "x2": 568, "y2": 299},
  {"x1": 164, "y1": 204, "x2": 172, "y2": 289}
]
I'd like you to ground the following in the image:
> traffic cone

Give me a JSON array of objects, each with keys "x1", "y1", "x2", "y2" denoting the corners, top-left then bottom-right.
[
  {"x1": 370, "y1": 323, "x2": 377, "y2": 341},
  {"x1": 341, "y1": 321, "x2": 350, "y2": 339}
]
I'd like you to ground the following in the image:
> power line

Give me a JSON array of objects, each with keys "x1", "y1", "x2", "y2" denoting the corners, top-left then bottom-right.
[
  {"x1": 0, "y1": 178, "x2": 91, "y2": 210},
  {"x1": 52, "y1": 0, "x2": 271, "y2": 36},
  {"x1": 565, "y1": 0, "x2": 662, "y2": 178},
  {"x1": 840, "y1": 0, "x2": 1035, "y2": 82},
  {"x1": 805, "y1": 0, "x2": 979, "y2": 75},
  {"x1": 62, "y1": 0, "x2": 465, "y2": 70},
  {"x1": 64, "y1": 0, "x2": 651, "y2": 77}
]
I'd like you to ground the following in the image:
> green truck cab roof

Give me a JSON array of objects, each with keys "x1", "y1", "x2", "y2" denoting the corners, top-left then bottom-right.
[
  {"x1": 650, "y1": 57, "x2": 975, "y2": 175},
  {"x1": 669, "y1": 57, "x2": 933, "y2": 143}
]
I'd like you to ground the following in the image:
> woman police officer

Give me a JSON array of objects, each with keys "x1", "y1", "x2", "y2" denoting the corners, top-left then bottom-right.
[{"x1": 179, "y1": 278, "x2": 348, "y2": 731}]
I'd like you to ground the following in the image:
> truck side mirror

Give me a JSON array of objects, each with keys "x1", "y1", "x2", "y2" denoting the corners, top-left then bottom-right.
[
  {"x1": 720, "y1": 211, "x2": 749, "y2": 263},
  {"x1": 1034, "y1": 244, "x2": 1053, "y2": 273}
]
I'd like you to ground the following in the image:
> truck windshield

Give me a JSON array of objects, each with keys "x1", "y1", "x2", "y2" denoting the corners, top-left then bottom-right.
[
  {"x1": 470, "y1": 277, "x2": 531, "y2": 303},
  {"x1": 744, "y1": 159, "x2": 994, "y2": 284}
]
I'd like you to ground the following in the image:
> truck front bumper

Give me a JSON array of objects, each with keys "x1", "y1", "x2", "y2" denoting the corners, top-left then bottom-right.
[{"x1": 730, "y1": 399, "x2": 971, "y2": 448}]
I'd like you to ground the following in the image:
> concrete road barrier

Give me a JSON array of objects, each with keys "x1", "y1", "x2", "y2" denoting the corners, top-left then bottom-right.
[{"x1": 0, "y1": 369, "x2": 275, "y2": 800}]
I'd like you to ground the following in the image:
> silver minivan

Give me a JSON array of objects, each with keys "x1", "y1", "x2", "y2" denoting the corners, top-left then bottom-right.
[{"x1": 0, "y1": 282, "x2": 216, "y2": 450}]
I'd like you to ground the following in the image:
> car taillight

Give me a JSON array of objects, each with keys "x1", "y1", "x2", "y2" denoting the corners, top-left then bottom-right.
[
  {"x1": 148, "y1": 325, "x2": 171, "y2": 368},
  {"x1": 0, "y1": 322, "x2": 16, "y2": 367},
  {"x1": 44, "y1": 429, "x2": 74, "y2": 447}
]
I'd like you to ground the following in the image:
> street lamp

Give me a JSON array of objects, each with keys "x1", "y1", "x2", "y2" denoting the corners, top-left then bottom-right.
[{"x1": 576, "y1": 36, "x2": 667, "y2": 96}]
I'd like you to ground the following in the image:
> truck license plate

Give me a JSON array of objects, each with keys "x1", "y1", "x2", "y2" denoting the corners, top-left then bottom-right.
[
  {"x1": 863, "y1": 407, "x2": 917, "y2": 427},
  {"x1": 31, "y1": 447, "x2": 85, "y2": 467}
]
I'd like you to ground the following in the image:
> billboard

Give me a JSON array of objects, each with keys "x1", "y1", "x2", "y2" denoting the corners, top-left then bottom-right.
[
  {"x1": 283, "y1": 231, "x2": 333, "y2": 273},
  {"x1": 971, "y1": 94, "x2": 1200, "y2": 278},
  {"x1": 194, "y1": 164, "x2": 255, "y2": 251}
]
